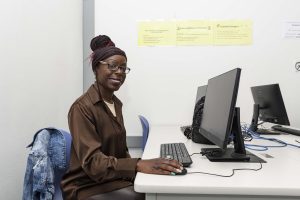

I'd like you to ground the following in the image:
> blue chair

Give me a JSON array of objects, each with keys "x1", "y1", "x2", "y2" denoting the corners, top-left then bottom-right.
[
  {"x1": 23, "y1": 128, "x2": 72, "y2": 200},
  {"x1": 138, "y1": 115, "x2": 150, "y2": 150},
  {"x1": 54, "y1": 130, "x2": 72, "y2": 200}
]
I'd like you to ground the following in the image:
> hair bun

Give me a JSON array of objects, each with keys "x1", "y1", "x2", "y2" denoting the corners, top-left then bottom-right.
[{"x1": 90, "y1": 35, "x2": 115, "y2": 51}]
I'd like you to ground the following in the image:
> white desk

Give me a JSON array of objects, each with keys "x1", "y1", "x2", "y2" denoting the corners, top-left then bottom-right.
[{"x1": 134, "y1": 125, "x2": 300, "y2": 200}]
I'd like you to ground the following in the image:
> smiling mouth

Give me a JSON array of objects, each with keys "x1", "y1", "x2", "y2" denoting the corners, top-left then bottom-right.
[{"x1": 108, "y1": 78, "x2": 122, "y2": 83}]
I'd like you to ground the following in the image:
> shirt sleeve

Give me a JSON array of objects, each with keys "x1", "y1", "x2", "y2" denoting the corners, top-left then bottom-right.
[{"x1": 68, "y1": 103, "x2": 139, "y2": 183}]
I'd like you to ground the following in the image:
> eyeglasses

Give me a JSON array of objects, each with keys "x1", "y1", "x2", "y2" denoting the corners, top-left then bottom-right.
[{"x1": 99, "y1": 61, "x2": 131, "y2": 74}]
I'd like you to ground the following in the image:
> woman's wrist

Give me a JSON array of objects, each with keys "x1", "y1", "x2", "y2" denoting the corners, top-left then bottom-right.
[{"x1": 136, "y1": 158, "x2": 142, "y2": 172}]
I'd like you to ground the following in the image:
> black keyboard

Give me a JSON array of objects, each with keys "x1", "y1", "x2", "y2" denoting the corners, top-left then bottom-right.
[
  {"x1": 160, "y1": 143, "x2": 192, "y2": 167},
  {"x1": 272, "y1": 125, "x2": 300, "y2": 136},
  {"x1": 256, "y1": 128, "x2": 281, "y2": 135}
]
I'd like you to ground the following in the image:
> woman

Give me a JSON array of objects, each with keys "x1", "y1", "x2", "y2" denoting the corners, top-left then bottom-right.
[{"x1": 61, "y1": 35, "x2": 183, "y2": 200}]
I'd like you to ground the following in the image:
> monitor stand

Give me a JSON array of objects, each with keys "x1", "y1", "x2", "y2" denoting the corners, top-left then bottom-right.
[
  {"x1": 201, "y1": 107, "x2": 266, "y2": 163},
  {"x1": 249, "y1": 104, "x2": 259, "y2": 132},
  {"x1": 249, "y1": 104, "x2": 281, "y2": 135}
]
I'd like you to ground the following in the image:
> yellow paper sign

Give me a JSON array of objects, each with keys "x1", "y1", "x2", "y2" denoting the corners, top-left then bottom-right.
[
  {"x1": 176, "y1": 20, "x2": 213, "y2": 45},
  {"x1": 138, "y1": 21, "x2": 176, "y2": 46},
  {"x1": 137, "y1": 20, "x2": 252, "y2": 46},
  {"x1": 213, "y1": 20, "x2": 252, "y2": 45}
]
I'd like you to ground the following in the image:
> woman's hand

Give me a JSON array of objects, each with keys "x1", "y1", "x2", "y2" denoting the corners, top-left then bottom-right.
[{"x1": 136, "y1": 158, "x2": 183, "y2": 175}]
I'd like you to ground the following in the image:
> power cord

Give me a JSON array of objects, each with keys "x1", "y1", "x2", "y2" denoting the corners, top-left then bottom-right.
[
  {"x1": 187, "y1": 162, "x2": 262, "y2": 177},
  {"x1": 188, "y1": 151, "x2": 263, "y2": 177}
]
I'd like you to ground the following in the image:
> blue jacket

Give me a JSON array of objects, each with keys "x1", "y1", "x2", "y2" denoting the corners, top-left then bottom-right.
[{"x1": 22, "y1": 128, "x2": 70, "y2": 200}]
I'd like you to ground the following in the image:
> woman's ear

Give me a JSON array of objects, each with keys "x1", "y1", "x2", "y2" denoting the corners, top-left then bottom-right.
[
  {"x1": 93, "y1": 64, "x2": 101, "y2": 78},
  {"x1": 94, "y1": 64, "x2": 100, "y2": 73}
]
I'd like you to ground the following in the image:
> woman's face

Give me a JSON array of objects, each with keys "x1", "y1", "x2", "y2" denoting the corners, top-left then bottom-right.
[{"x1": 95, "y1": 55, "x2": 127, "y2": 92}]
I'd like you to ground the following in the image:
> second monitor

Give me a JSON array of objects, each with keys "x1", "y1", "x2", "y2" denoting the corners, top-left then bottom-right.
[
  {"x1": 191, "y1": 85, "x2": 214, "y2": 144},
  {"x1": 249, "y1": 83, "x2": 290, "y2": 134}
]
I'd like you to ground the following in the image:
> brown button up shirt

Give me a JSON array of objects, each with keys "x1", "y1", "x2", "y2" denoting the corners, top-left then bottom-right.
[{"x1": 61, "y1": 82, "x2": 139, "y2": 200}]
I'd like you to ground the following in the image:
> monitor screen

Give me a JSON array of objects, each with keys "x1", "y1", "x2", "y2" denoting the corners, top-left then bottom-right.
[
  {"x1": 191, "y1": 85, "x2": 213, "y2": 144},
  {"x1": 199, "y1": 68, "x2": 241, "y2": 149},
  {"x1": 194, "y1": 85, "x2": 207, "y2": 104},
  {"x1": 251, "y1": 83, "x2": 290, "y2": 125},
  {"x1": 180, "y1": 85, "x2": 208, "y2": 141}
]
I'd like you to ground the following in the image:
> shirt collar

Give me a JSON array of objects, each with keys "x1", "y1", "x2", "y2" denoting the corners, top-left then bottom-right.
[{"x1": 87, "y1": 82, "x2": 123, "y2": 106}]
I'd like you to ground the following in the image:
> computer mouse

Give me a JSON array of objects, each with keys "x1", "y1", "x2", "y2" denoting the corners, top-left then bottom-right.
[{"x1": 173, "y1": 168, "x2": 187, "y2": 175}]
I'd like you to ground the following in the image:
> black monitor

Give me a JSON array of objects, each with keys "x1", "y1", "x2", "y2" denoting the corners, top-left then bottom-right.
[
  {"x1": 195, "y1": 85, "x2": 207, "y2": 103},
  {"x1": 180, "y1": 86, "x2": 208, "y2": 141},
  {"x1": 249, "y1": 84, "x2": 290, "y2": 133},
  {"x1": 199, "y1": 68, "x2": 264, "y2": 162},
  {"x1": 191, "y1": 85, "x2": 213, "y2": 144}
]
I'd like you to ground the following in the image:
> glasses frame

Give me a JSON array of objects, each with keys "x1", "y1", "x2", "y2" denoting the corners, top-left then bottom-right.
[{"x1": 99, "y1": 61, "x2": 131, "y2": 74}]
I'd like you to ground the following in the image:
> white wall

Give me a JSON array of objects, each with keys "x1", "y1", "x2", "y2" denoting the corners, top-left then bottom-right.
[
  {"x1": 89, "y1": 0, "x2": 300, "y2": 136},
  {"x1": 0, "y1": 0, "x2": 82, "y2": 198}
]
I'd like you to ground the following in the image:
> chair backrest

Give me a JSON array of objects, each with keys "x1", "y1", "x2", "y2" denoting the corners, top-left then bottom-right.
[
  {"x1": 23, "y1": 128, "x2": 72, "y2": 200},
  {"x1": 138, "y1": 115, "x2": 149, "y2": 150},
  {"x1": 53, "y1": 130, "x2": 72, "y2": 200}
]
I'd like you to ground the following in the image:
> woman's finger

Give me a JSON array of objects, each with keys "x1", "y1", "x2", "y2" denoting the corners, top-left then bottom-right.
[
  {"x1": 159, "y1": 163, "x2": 183, "y2": 173},
  {"x1": 161, "y1": 158, "x2": 183, "y2": 169}
]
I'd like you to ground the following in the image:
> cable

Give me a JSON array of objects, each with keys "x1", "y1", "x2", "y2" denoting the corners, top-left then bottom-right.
[
  {"x1": 242, "y1": 131, "x2": 253, "y2": 142},
  {"x1": 189, "y1": 152, "x2": 201, "y2": 156},
  {"x1": 244, "y1": 144, "x2": 268, "y2": 151},
  {"x1": 187, "y1": 162, "x2": 262, "y2": 177},
  {"x1": 241, "y1": 124, "x2": 300, "y2": 151}
]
